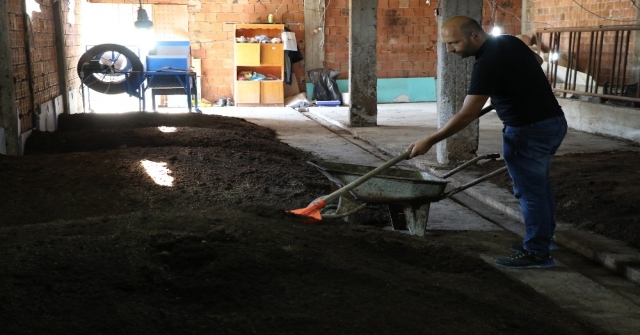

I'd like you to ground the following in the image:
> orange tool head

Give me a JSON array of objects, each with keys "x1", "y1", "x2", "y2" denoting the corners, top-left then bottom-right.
[{"x1": 287, "y1": 198, "x2": 326, "y2": 221}]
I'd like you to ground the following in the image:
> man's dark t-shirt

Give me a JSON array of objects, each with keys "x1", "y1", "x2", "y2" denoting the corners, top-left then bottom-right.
[{"x1": 467, "y1": 35, "x2": 563, "y2": 126}]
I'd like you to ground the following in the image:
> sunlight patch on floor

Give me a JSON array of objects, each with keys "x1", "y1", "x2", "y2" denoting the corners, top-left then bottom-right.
[
  {"x1": 158, "y1": 126, "x2": 177, "y2": 133},
  {"x1": 140, "y1": 160, "x2": 174, "y2": 186}
]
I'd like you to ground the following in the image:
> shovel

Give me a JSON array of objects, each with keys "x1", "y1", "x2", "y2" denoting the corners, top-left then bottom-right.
[
  {"x1": 288, "y1": 149, "x2": 412, "y2": 221},
  {"x1": 289, "y1": 104, "x2": 495, "y2": 221}
]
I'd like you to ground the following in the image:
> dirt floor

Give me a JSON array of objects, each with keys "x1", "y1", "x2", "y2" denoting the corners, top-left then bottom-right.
[
  {"x1": 0, "y1": 112, "x2": 634, "y2": 334},
  {"x1": 473, "y1": 151, "x2": 640, "y2": 250}
]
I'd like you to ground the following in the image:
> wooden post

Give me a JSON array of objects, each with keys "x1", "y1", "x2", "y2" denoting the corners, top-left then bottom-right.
[
  {"x1": 53, "y1": 0, "x2": 70, "y2": 115},
  {"x1": 0, "y1": 0, "x2": 20, "y2": 155},
  {"x1": 23, "y1": 0, "x2": 37, "y2": 131}
]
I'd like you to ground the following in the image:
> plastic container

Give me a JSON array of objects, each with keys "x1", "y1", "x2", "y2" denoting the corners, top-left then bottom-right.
[{"x1": 316, "y1": 100, "x2": 341, "y2": 107}]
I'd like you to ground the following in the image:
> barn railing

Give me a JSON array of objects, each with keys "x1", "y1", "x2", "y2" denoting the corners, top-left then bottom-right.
[{"x1": 536, "y1": 25, "x2": 640, "y2": 107}]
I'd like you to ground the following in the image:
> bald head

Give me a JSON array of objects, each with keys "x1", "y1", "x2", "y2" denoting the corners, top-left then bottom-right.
[
  {"x1": 440, "y1": 16, "x2": 488, "y2": 58},
  {"x1": 443, "y1": 16, "x2": 486, "y2": 38}
]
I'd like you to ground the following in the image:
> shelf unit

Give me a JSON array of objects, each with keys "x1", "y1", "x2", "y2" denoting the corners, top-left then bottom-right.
[{"x1": 234, "y1": 24, "x2": 285, "y2": 106}]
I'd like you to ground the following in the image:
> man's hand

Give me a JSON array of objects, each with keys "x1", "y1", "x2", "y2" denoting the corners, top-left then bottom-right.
[
  {"x1": 409, "y1": 138, "x2": 434, "y2": 158},
  {"x1": 407, "y1": 94, "x2": 489, "y2": 159}
]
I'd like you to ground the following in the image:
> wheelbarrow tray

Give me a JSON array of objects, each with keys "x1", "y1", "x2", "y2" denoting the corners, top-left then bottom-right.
[{"x1": 308, "y1": 160, "x2": 449, "y2": 204}]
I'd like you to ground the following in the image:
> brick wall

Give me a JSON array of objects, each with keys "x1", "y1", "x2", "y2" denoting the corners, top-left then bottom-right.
[
  {"x1": 188, "y1": 0, "x2": 306, "y2": 101},
  {"x1": 84, "y1": 0, "x2": 304, "y2": 102},
  {"x1": 325, "y1": 0, "x2": 523, "y2": 81},
  {"x1": 524, "y1": 0, "x2": 639, "y2": 85},
  {"x1": 8, "y1": 0, "x2": 34, "y2": 132},
  {"x1": 27, "y1": 1, "x2": 61, "y2": 107},
  {"x1": 326, "y1": 0, "x2": 439, "y2": 80},
  {"x1": 524, "y1": 0, "x2": 637, "y2": 58},
  {"x1": 482, "y1": 0, "x2": 523, "y2": 36},
  {"x1": 81, "y1": 1, "x2": 524, "y2": 102},
  {"x1": 7, "y1": 0, "x2": 84, "y2": 130},
  {"x1": 524, "y1": 0, "x2": 637, "y2": 31},
  {"x1": 12, "y1": 0, "x2": 84, "y2": 130},
  {"x1": 379, "y1": 1, "x2": 439, "y2": 79},
  {"x1": 138, "y1": 0, "x2": 523, "y2": 101},
  {"x1": 14, "y1": 1, "x2": 636, "y2": 114}
]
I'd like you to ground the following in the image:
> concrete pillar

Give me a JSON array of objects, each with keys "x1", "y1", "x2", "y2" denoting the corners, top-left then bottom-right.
[
  {"x1": 304, "y1": 0, "x2": 325, "y2": 78},
  {"x1": 0, "y1": 1, "x2": 20, "y2": 155},
  {"x1": 521, "y1": 0, "x2": 533, "y2": 37},
  {"x1": 348, "y1": 0, "x2": 377, "y2": 127},
  {"x1": 435, "y1": 1, "x2": 483, "y2": 164}
]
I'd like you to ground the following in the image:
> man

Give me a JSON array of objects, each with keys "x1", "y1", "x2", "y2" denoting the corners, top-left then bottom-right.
[{"x1": 409, "y1": 16, "x2": 567, "y2": 269}]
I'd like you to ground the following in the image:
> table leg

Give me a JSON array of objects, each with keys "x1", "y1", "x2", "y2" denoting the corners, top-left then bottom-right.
[{"x1": 186, "y1": 73, "x2": 192, "y2": 112}]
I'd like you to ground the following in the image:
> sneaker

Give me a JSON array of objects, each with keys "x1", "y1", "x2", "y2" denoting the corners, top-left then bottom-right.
[
  {"x1": 494, "y1": 252, "x2": 555, "y2": 269},
  {"x1": 510, "y1": 239, "x2": 559, "y2": 253},
  {"x1": 510, "y1": 242, "x2": 526, "y2": 253}
]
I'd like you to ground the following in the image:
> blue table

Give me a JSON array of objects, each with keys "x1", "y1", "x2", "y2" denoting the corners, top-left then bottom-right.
[{"x1": 143, "y1": 70, "x2": 199, "y2": 113}]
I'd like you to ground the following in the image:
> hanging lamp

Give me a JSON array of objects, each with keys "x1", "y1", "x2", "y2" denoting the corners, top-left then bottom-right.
[{"x1": 134, "y1": 0, "x2": 153, "y2": 29}]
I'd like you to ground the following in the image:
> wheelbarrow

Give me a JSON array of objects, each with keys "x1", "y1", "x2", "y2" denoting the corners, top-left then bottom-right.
[{"x1": 306, "y1": 153, "x2": 507, "y2": 237}]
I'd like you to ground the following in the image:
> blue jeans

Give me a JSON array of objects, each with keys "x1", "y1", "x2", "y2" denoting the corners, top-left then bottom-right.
[{"x1": 503, "y1": 115, "x2": 567, "y2": 255}]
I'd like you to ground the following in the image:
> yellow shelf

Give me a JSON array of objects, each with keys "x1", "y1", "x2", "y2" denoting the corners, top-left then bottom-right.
[{"x1": 233, "y1": 24, "x2": 285, "y2": 105}]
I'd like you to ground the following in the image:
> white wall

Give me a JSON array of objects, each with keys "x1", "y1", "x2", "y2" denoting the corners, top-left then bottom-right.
[
  {"x1": 560, "y1": 99, "x2": 640, "y2": 144},
  {"x1": 82, "y1": 3, "x2": 156, "y2": 50}
]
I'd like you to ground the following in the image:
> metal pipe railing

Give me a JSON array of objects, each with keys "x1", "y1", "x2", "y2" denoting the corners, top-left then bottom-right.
[{"x1": 536, "y1": 25, "x2": 640, "y2": 107}]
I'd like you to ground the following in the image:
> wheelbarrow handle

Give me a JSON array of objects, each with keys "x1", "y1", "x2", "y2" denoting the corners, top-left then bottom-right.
[
  {"x1": 322, "y1": 106, "x2": 495, "y2": 198},
  {"x1": 440, "y1": 153, "x2": 501, "y2": 179},
  {"x1": 441, "y1": 166, "x2": 509, "y2": 199},
  {"x1": 479, "y1": 104, "x2": 494, "y2": 117}
]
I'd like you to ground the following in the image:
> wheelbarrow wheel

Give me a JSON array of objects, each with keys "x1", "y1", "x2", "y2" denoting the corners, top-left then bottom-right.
[{"x1": 320, "y1": 204, "x2": 339, "y2": 215}]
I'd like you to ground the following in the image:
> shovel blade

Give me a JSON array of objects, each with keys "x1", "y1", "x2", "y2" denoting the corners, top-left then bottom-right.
[{"x1": 287, "y1": 198, "x2": 326, "y2": 221}]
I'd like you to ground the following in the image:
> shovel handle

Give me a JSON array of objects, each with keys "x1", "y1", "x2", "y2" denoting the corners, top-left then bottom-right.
[{"x1": 322, "y1": 149, "x2": 412, "y2": 204}]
